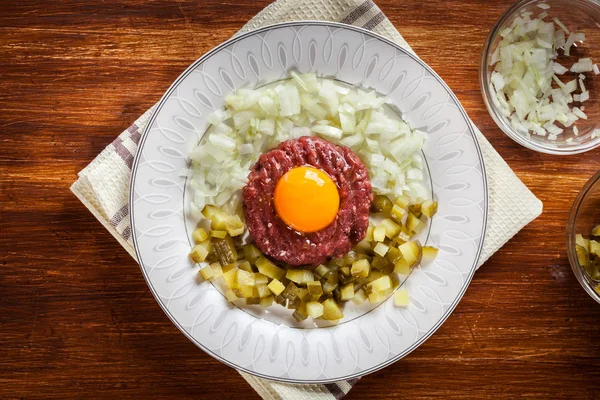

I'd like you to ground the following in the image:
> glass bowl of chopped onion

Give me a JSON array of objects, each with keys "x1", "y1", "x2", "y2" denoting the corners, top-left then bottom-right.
[
  {"x1": 480, "y1": 0, "x2": 600, "y2": 154},
  {"x1": 567, "y1": 171, "x2": 600, "y2": 303}
]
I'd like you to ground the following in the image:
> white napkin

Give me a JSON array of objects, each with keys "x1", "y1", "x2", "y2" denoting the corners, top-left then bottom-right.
[{"x1": 71, "y1": 0, "x2": 543, "y2": 398}]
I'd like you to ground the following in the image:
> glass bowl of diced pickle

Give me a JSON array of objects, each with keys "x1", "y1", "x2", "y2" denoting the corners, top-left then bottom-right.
[{"x1": 567, "y1": 170, "x2": 600, "y2": 303}]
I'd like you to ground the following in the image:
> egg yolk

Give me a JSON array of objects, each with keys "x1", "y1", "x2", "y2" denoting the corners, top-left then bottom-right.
[{"x1": 274, "y1": 166, "x2": 340, "y2": 233}]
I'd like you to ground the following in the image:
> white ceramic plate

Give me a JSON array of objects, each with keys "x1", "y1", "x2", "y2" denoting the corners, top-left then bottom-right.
[{"x1": 130, "y1": 21, "x2": 488, "y2": 383}]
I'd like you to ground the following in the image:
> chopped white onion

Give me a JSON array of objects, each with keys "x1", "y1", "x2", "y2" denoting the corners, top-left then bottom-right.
[
  {"x1": 537, "y1": 3, "x2": 550, "y2": 9},
  {"x1": 553, "y1": 17, "x2": 570, "y2": 35},
  {"x1": 188, "y1": 75, "x2": 430, "y2": 211},
  {"x1": 571, "y1": 58, "x2": 594, "y2": 73},
  {"x1": 490, "y1": 14, "x2": 595, "y2": 140}
]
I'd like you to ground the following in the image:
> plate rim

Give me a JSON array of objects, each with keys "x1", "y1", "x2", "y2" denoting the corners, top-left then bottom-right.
[{"x1": 129, "y1": 20, "x2": 489, "y2": 383}]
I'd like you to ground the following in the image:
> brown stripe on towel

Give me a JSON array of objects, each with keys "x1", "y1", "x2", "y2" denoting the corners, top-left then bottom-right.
[
  {"x1": 122, "y1": 225, "x2": 132, "y2": 241},
  {"x1": 109, "y1": 204, "x2": 129, "y2": 227},
  {"x1": 347, "y1": 378, "x2": 360, "y2": 386},
  {"x1": 112, "y1": 136, "x2": 134, "y2": 168},
  {"x1": 129, "y1": 125, "x2": 142, "y2": 145},
  {"x1": 340, "y1": 0, "x2": 374, "y2": 24},
  {"x1": 362, "y1": 11, "x2": 385, "y2": 30},
  {"x1": 324, "y1": 383, "x2": 345, "y2": 399}
]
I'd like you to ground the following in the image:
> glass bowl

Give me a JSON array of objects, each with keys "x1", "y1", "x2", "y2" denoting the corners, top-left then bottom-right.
[
  {"x1": 567, "y1": 171, "x2": 600, "y2": 304},
  {"x1": 480, "y1": 0, "x2": 600, "y2": 155}
]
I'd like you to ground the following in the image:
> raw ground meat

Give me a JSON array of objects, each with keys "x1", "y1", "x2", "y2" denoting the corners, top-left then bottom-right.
[{"x1": 242, "y1": 136, "x2": 373, "y2": 266}]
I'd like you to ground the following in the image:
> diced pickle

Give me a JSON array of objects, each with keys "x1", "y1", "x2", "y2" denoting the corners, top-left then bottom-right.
[
  {"x1": 340, "y1": 283, "x2": 355, "y2": 301},
  {"x1": 292, "y1": 302, "x2": 308, "y2": 321},
  {"x1": 422, "y1": 246, "x2": 439, "y2": 263},
  {"x1": 390, "y1": 204, "x2": 407, "y2": 224},
  {"x1": 212, "y1": 236, "x2": 238, "y2": 265},
  {"x1": 306, "y1": 301, "x2": 324, "y2": 318},
  {"x1": 210, "y1": 230, "x2": 228, "y2": 239},
  {"x1": 322, "y1": 281, "x2": 338, "y2": 294},
  {"x1": 590, "y1": 240, "x2": 600, "y2": 257},
  {"x1": 394, "y1": 289, "x2": 410, "y2": 307},
  {"x1": 405, "y1": 213, "x2": 424, "y2": 234},
  {"x1": 576, "y1": 234, "x2": 589, "y2": 250},
  {"x1": 373, "y1": 226, "x2": 387, "y2": 243},
  {"x1": 373, "y1": 242, "x2": 390, "y2": 257},
  {"x1": 399, "y1": 240, "x2": 422, "y2": 268},
  {"x1": 397, "y1": 228, "x2": 411, "y2": 243},
  {"x1": 286, "y1": 269, "x2": 315, "y2": 284},
  {"x1": 222, "y1": 262, "x2": 237, "y2": 273},
  {"x1": 260, "y1": 295, "x2": 274, "y2": 307},
  {"x1": 222, "y1": 268, "x2": 238, "y2": 288},
  {"x1": 379, "y1": 218, "x2": 401, "y2": 238},
  {"x1": 421, "y1": 200, "x2": 438, "y2": 218},
  {"x1": 340, "y1": 274, "x2": 359, "y2": 285},
  {"x1": 340, "y1": 267, "x2": 351, "y2": 276},
  {"x1": 287, "y1": 296, "x2": 301, "y2": 310},
  {"x1": 327, "y1": 272, "x2": 339, "y2": 285},
  {"x1": 315, "y1": 264, "x2": 331, "y2": 279},
  {"x1": 307, "y1": 281, "x2": 324, "y2": 296},
  {"x1": 243, "y1": 244, "x2": 263, "y2": 264},
  {"x1": 189, "y1": 242, "x2": 210, "y2": 263},
  {"x1": 577, "y1": 244, "x2": 589, "y2": 267},
  {"x1": 365, "y1": 270, "x2": 383, "y2": 283},
  {"x1": 192, "y1": 227, "x2": 209, "y2": 242},
  {"x1": 371, "y1": 255, "x2": 390, "y2": 270},
  {"x1": 352, "y1": 288, "x2": 368, "y2": 305},
  {"x1": 329, "y1": 258, "x2": 345, "y2": 268},
  {"x1": 282, "y1": 282, "x2": 300, "y2": 301},
  {"x1": 256, "y1": 284, "x2": 272, "y2": 298},
  {"x1": 267, "y1": 279, "x2": 286, "y2": 296},
  {"x1": 386, "y1": 247, "x2": 402, "y2": 264},
  {"x1": 256, "y1": 256, "x2": 286, "y2": 280},
  {"x1": 225, "y1": 214, "x2": 245, "y2": 237},
  {"x1": 351, "y1": 259, "x2": 370, "y2": 278},
  {"x1": 365, "y1": 225, "x2": 375, "y2": 241},
  {"x1": 199, "y1": 266, "x2": 215, "y2": 280},
  {"x1": 245, "y1": 297, "x2": 260, "y2": 305},
  {"x1": 394, "y1": 258, "x2": 411, "y2": 275},
  {"x1": 274, "y1": 294, "x2": 287, "y2": 306},
  {"x1": 380, "y1": 263, "x2": 394, "y2": 275},
  {"x1": 322, "y1": 298, "x2": 344, "y2": 320},
  {"x1": 369, "y1": 275, "x2": 392, "y2": 292},
  {"x1": 225, "y1": 289, "x2": 238, "y2": 303},
  {"x1": 297, "y1": 288, "x2": 309, "y2": 301},
  {"x1": 371, "y1": 195, "x2": 393, "y2": 214},
  {"x1": 408, "y1": 204, "x2": 422, "y2": 218},
  {"x1": 233, "y1": 284, "x2": 254, "y2": 298},
  {"x1": 395, "y1": 195, "x2": 410, "y2": 209},
  {"x1": 355, "y1": 240, "x2": 372, "y2": 254},
  {"x1": 254, "y1": 273, "x2": 269, "y2": 285},
  {"x1": 343, "y1": 252, "x2": 358, "y2": 265},
  {"x1": 237, "y1": 260, "x2": 253, "y2": 272},
  {"x1": 201, "y1": 205, "x2": 226, "y2": 226},
  {"x1": 368, "y1": 287, "x2": 393, "y2": 304},
  {"x1": 209, "y1": 263, "x2": 223, "y2": 278}
]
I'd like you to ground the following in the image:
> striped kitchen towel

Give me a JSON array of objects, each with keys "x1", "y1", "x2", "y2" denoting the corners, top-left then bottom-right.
[{"x1": 71, "y1": 0, "x2": 543, "y2": 398}]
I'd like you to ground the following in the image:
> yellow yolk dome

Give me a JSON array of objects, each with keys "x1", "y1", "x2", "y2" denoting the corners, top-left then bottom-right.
[{"x1": 273, "y1": 166, "x2": 340, "y2": 233}]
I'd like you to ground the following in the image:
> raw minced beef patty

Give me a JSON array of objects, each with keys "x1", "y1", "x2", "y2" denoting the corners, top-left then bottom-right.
[{"x1": 242, "y1": 136, "x2": 373, "y2": 266}]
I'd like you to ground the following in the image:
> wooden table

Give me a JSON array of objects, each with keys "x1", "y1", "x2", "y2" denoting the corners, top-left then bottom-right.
[{"x1": 2, "y1": 0, "x2": 600, "y2": 398}]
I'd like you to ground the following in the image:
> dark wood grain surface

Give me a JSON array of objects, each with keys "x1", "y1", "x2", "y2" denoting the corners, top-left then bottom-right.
[{"x1": 2, "y1": 0, "x2": 600, "y2": 399}]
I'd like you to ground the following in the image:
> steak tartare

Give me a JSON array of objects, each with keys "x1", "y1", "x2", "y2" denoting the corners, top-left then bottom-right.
[{"x1": 242, "y1": 136, "x2": 373, "y2": 266}]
